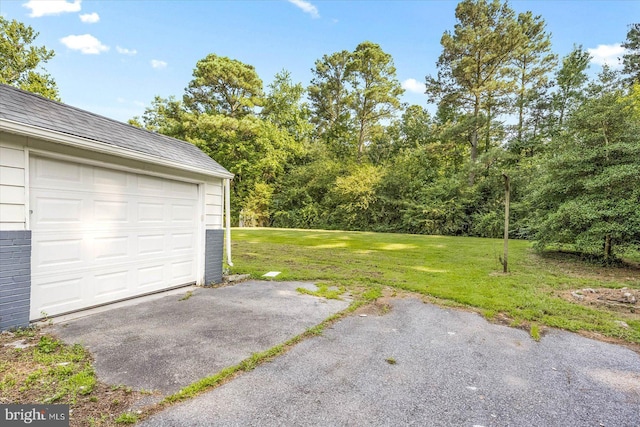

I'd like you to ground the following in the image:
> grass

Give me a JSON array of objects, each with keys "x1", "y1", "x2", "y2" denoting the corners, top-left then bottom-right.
[
  {"x1": 0, "y1": 329, "x2": 148, "y2": 427},
  {"x1": 229, "y1": 228, "x2": 640, "y2": 345}
]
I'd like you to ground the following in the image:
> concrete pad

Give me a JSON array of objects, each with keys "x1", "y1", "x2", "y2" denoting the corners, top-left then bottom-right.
[
  {"x1": 49, "y1": 280, "x2": 350, "y2": 396},
  {"x1": 141, "y1": 298, "x2": 640, "y2": 427}
]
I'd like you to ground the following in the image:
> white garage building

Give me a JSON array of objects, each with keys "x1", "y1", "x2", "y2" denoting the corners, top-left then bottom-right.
[{"x1": 0, "y1": 85, "x2": 233, "y2": 330}]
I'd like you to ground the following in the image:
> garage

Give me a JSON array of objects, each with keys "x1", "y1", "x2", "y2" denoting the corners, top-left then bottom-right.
[
  {"x1": 29, "y1": 156, "x2": 200, "y2": 319},
  {"x1": 0, "y1": 84, "x2": 234, "y2": 330}
]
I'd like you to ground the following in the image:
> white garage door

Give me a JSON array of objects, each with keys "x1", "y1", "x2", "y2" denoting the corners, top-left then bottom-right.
[{"x1": 29, "y1": 156, "x2": 199, "y2": 319}]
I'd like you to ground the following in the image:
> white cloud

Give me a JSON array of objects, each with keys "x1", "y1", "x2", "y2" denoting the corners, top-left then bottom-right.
[
  {"x1": 588, "y1": 44, "x2": 626, "y2": 69},
  {"x1": 402, "y1": 78, "x2": 426, "y2": 94},
  {"x1": 150, "y1": 59, "x2": 167, "y2": 69},
  {"x1": 23, "y1": 0, "x2": 82, "y2": 17},
  {"x1": 116, "y1": 46, "x2": 137, "y2": 56},
  {"x1": 60, "y1": 34, "x2": 109, "y2": 54},
  {"x1": 79, "y1": 12, "x2": 99, "y2": 23},
  {"x1": 288, "y1": 0, "x2": 319, "y2": 19}
]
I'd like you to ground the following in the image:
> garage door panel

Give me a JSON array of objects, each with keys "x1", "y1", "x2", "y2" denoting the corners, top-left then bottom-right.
[
  {"x1": 35, "y1": 238, "x2": 84, "y2": 267},
  {"x1": 171, "y1": 260, "x2": 195, "y2": 282},
  {"x1": 171, "y1": 204, "x2": 196, "y2": 223},
  {"x1": 138, "y1": 202, "x2": 165, "y2": 222},
  {"x1": 94, "y1": 236, "x2": 130, "y2": 260},
  {"x1": 137, "y1": 175, "x2": 165, "y2": 192},
  {"x1": 34, "y1": 197, "x2": 84, "y2": 224},
  {"x1": 33, "y1": 157, "x2": 83, "y2": 184},
  {"x1": 34, "y1": 277, "x2": 84, "y2": 318},
  {"x1": 30, "y1": 156, "x2": 200, "y2": 319},
  {"x1": 94, "y1": 200, "x2": 129, "y2": 222},
  {"x1": 138, "y1": 233, "x2": 166, "y2": 255},
  {"x1": 137, "y1": 265, "x2": 164, "y2": 289},
  {"x1": 94, "y1": 270, "x2": 130, "y2": 298},
  {"x1": 170, "y1": 180, "x2": 198, "y2": 197},
  {"x1": 94, "y1": 167, "x2": 130, "y2": 189},
  {"x1": 170, "y1": 232, "x2": 195, "y2": 251}
]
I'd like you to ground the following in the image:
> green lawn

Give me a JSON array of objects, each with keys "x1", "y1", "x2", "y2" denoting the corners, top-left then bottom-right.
[{"x1": 229, "y1": 228, "x2": 640, "y2": 345}]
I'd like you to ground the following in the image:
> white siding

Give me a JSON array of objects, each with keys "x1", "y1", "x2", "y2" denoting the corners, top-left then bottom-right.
[
  {"x1": 205, "y1": 179, "x2": 223, "y2": 229},
  {"x1": 0, "y1": 132, "x2": 27, "y2": 230}
]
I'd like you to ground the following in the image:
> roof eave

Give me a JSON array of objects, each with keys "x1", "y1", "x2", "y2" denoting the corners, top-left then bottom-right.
[{"x1": 0, "y1": 118, "x2": 234, "y2": 180}]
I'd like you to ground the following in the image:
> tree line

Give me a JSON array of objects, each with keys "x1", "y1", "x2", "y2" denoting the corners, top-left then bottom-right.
[{"x1": 2, "y1": 1, "x2": 639, "y2": 260}]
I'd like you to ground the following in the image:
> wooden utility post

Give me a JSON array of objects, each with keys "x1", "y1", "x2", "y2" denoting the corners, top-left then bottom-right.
[{"x1": 502, "y1": 174, "x2": 510, "y2": 273}]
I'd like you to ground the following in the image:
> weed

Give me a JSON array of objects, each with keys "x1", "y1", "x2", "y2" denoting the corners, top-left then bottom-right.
[
  {"x1": 385, "y1": 357, "x2": 397, "y2": 365},
  {"x1": 12, "y1": 327, "x2": 37, "y2": 338},
  {"x1": 115, "y1": 413, "x2": 138, "y2": 424},
  {"x1": 37, "y1": 336, "x2": 60, "y2": 354},
  {"x1": 530, "y1": 324, "x2": 541, "y2": 341},
  {"x1": 297, "y1": 283, "x2": 345, "y2": 300},
  {"x1": 179, "y1": 291, "x2": 193, "y2": 301}
]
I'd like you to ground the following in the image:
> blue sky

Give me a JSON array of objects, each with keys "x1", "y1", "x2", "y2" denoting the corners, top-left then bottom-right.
[{"x1": 3, "y1": 0, "x2": 639, "y2": 122}]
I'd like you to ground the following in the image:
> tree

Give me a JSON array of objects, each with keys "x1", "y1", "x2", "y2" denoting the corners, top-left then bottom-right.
[
  {"x1": 184, "y1": 54, "x2": 263, "y2": 117},
  {"x1": 426, "y1": 0, "x2": 525, "y2": 180},
  {"x1": 190, "y1": 113, "x2": 303, "y2": 222},
  {"x1": 129, "y1": 96, "x2": 189, "y2": 140},
  {"x1": 308, "y1": 50, "x2": 355, "y2": 158},
  {"x1": 622, "y1": 23, "x2": 640, "y2": 85},
  {"x1": 529, "y1": 69, "x2": 640, "y2": 260},
  {"x1": 308, "y1": 42, "x2": 403, "y2": 161},
  {"x1": 261, "y1": 69, "x2": 312, "y2": 143},
  {"x1": 348, "y1": 41, "x2": 404, "y2": 160},
  {"x1": 552, "y1": 45, "x2": 590, "y2": 128},
  {"x1": 0, "y1": 16, "x2": 59, "y2": 100},
  {"x1": 510, "y1": 11, "x2": 556, "y2": 147}
]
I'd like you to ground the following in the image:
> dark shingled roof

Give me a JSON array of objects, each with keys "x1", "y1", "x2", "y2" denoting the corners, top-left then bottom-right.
[{"x1": 0, "y1": 84, "x2": 231, "y2": 177}]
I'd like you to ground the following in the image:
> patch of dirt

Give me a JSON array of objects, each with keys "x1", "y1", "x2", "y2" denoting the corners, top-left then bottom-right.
[
  {"x1": 354, "y1": 297, "x2": 394, "y2": 316},
  {"x1": 0, "y1": 330, "x2": 156, "y2": 427},
  {"x1": 537, "y1": 251, "x2": 640, "y2": 284},
  {"x1": 560, "y1": 287, "x2": 639, "y2": 318},
  {"x1": 353, "y1": 287, "x2": 415, "y2": 316}
]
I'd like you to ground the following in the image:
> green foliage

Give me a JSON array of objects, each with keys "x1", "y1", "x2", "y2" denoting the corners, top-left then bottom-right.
[
  {"x1": 510, "y1": 11, "x2": 557, "y2": 147},
  {"x1": 426, "y1": 0, "x2": 525, "y2": 166},
  {"x1": 308, "y1": 49, "x2": 356, "y2": 159},
  {"x1": 262, "y1": 69, "x2": 313, "y2": 143},
  {"x1": 348, "y1": 41, "x2": 404, "y2": 159},
  {"x1": 553, "y1": 45, "x2": 590, "y2": 128},
  {"x1": 193, "y1": 114, "x2": 302, "y2": 221},
  {"x1": 308, "y1": 42, "x2": 403, "y2": 160},
  {"x1": 115, "y1": 413, "x2": 138, "y2": 424},
  {"x1": 36, "y1": 336, "x2": 60, "y2": 354},
  {"x1": 130, "y1": 96, "x2": 189, "y2": 139},
  {"x1": 622, "y1": 23, "x2": 640, "y2": 85},
  {"x1": 0, "y1": 16, "x2": 59, "y2": 100},
  {"x1": 185, "y1": 53, "x2": 264, "y2": 117},
  {"x1": 530, "y1": 71, "x2": 640, "y2": 258},
  {"x1": 328, "y1": 164, "x2": 385, "y2": 230}
]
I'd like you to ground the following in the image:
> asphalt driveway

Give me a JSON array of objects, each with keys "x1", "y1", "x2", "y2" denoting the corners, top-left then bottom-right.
[
  {"x1": 51, "y1": 280, "x2": 349, "y2": 396},
  {"x1": 140, "y1": 298, "x2": 640, "y2": 427}
]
